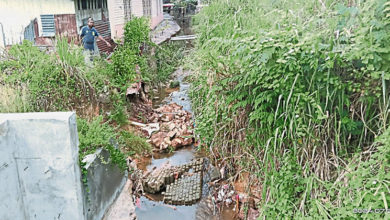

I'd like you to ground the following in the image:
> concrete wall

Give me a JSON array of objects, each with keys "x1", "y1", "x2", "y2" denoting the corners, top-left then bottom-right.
[
  {"x1": 0, "y1": 112, "x2": 84, "y2": 220},
  {"x1": 107, "y1": 0, "x2": 126, "y2": 40},
  {"x1": 0, "y1": 112, "x2": 128, "y2": 220},
  {"x1": 0, "y1": 0, "x2": 75, "y2": 47},
  {"x1": 82, "y1": 148, "x2": 127, "y2": 220},
  {"x1": 131, "y1": 0, "x2": 163, "y2": 29},
  {"x1": 150, "y1": 0, "x2": 163, "y2": 29}
]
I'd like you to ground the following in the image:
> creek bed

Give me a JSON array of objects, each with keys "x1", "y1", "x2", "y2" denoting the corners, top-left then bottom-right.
[
  {"x1": 135, "y1": 13, "x2": 236, "y2": 220},
  {"x1": 135, "y1": 70, "x2": 236, "y2": 220}
]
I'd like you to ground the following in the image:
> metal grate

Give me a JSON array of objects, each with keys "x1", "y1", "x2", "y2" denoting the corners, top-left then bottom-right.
[{"x1": 40, "y1": 14, "x2": 55, "y2": 37}]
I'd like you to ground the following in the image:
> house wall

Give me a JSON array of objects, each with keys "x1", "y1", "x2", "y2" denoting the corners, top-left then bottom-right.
[
  {"x1": 131, "y1": 0, "x2": 163, "y2": 30},
  {"x1": 107, "y1": 0, "x2": 132, "y2": 40},
  {"x1": 150, "y1": 0, "x2": 163, "y2": 29},
  {"x1": 0, "y1": 0, "x2": 75, "y2": 48},
  {"x1": 132, "y1": 0, "x2": 145, "y2": 18}
]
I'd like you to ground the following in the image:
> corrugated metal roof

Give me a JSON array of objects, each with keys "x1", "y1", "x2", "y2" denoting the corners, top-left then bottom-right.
[{"x1": 94, "y1": 20, "x2": 113, "y2": 53}]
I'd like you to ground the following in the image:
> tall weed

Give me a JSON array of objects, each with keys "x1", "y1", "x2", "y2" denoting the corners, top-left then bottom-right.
[{"x1": 190, "y1": 0, "x2": 390, "y2": 218}]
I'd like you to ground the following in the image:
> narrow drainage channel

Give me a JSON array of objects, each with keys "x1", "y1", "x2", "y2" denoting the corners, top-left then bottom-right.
[
  {"x1": 135, "y1": 69, "x2": 236, "y2": 220},
  {"x1": 134, "y1": 11, "x2": 236, "y2": 220}
]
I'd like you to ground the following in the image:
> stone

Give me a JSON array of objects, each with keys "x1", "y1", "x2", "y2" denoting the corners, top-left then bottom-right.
[
  {"x1": 171, "y1": 138, "x2": 183, "y2": 148},
  {"x1": 167, "y1": 130, "x2": 176, "y2": 139},
  {"x1": 209, "y1": 165, "x2": 221, "y2": 181},
  {"x1": 183, "y1": 137, "x2": 193, "y2": 146},
  {"x1": 98, "y1": 93, "x2": 110, "y2": 104}
]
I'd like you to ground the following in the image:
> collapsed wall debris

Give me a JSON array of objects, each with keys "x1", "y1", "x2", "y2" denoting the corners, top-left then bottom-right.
[{"x1": 140, "y1": 158, "x2": 204, "y2": 205}]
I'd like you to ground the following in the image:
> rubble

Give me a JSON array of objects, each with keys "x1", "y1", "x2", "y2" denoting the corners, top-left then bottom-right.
[
  {"x1": 145, "y1": 102, "x2": 194, "y2": 151},
  {"x1": 142, "y1": 158, "x2": 204, "y2": 198}
]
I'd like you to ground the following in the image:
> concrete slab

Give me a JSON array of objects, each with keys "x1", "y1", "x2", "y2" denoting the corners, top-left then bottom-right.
[
  {"x1": 151, "y1": 13, "x2": 181, "y2": 45},
  {"x1": 102, "y1": 179, "x2": 136, "y2": 220},
  {"x1": 0, "y1": 112, "x2": 84, "y2": 220}
]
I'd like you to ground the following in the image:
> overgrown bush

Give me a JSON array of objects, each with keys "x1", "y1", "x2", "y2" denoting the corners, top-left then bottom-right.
[
  {"x1": 190, "y1": 0, "x2": 390, "y2": 218},
  {"x1": 152, "y1": 42, "x2": 186, "y2": 83},
  {"x1": 0, "y1": 84, "x2": 31, "y2": 113},
  {"x1": 77, "y1": 116, "x2": 128, "y2": 171},
  {"x1": 0, "y1": 36, "x2": 152, "y2": 174},
  {"x1": 0, "y1": 40, "x2": 89, "y2": 111},
  {"x1": 124, "y1": 17, "x2": 151, "y2": 50}
]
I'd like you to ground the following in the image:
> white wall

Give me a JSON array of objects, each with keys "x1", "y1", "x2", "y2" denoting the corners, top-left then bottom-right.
[
  {"x1": 0, "y1": 0, "x2": 75, "y2": 47},
  {"x1": 107, "y1": 0, "x2": 125, "y2": 39},
  {"x1": 132, "y1": 0, "x2": 144, "y2": 18},
  {"x1": 0, "y1": 112, "x2": 84, "y2": 220}
]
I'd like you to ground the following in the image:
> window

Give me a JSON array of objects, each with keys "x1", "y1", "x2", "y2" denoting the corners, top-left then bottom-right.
[
  {"x1": 81, "y1": 0, "x2": 87, "y2": 9},
  {"x1": 143, "y1": 0, "x2": 152, "y2": 17},
  {"x1": 98, "y1": 0, "x2": 102, "y2": 8},
  {"x1": 40, "y1": 14, "x2": 55, "y2": 37}
]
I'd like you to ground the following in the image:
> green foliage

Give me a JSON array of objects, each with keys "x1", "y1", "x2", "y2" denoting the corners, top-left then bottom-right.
[
  {"x1": 118, "y1": 131, "x2": 152, "y2": 156},
  {"x1": 190, "y1": 0, "x2": 390, "y2": 218},
  {"x1": 108, "y1": 92, "x2": 129, "y2": 126},
  {"x1": 124, "y1": 17, "x2": 151, "y2": 50},
  {"x1": 77, "y1": 116, "x2": 127, "y2": 171},
  {"x1": 111, "y1": 46, "x2": 142, "y2": 90},
  {"x1": 77, "y1": 116, "x2": 152, "y2": 170},
  {"x1": 0, "y1": 84, "x2": 31, "y2": 113},
  {"x1": 152, "y1": 42, "x2": 186, "y2": 83},
  {"x1": 321, "y1": 128, "x2": 390, "y2": 219},
  {"x1": 0, "y1": 40, "x2": 79, "y2": 110}
]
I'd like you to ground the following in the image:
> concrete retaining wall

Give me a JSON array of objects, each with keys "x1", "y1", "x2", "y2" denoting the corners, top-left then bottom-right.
[
  {"x1": 83, "y1": 148, "x2": 127, "y2": 220},
  {"x1": 0, "y1": 112, "x2": 84, "y2": 220},
  {"x1": 0, "y1": 112, "x2": 127, "y2": 220}
]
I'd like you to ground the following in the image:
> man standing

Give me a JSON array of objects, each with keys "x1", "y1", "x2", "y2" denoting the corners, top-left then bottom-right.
[{"x1": 80, "y1": 17, "x2": 110, "y2": 64}]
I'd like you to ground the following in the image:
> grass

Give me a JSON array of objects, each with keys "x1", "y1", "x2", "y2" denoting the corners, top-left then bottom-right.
[
  {"x1": 189, "y1": 0, "x2": 390, "y2": 218},
  {"x1": 0, "y1": 84, "x2": 31, "y2": 113}
]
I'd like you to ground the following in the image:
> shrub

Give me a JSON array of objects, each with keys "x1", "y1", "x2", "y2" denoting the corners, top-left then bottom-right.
[{"x1": 190, "y1": 0, "x2": 390, "y2": 218}]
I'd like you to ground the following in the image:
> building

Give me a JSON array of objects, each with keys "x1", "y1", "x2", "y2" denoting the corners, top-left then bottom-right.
[
  {"x1": 0, "y1": 0, "x2": 164, "y2": 52},
  {"x1": 0, "y1": 0, "x2": 76, "y2": 48},
  {"x1": 107, "y1": 0, "x2": 163, "y2": 40}
]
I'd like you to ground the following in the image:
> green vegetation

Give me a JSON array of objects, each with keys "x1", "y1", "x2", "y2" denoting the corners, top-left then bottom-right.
[
  {"x1": 190, "y1": 0, "x2": 390, "y2": 218},
  {"x1": 0, "y1": 17, "x2": 158, "y2": 173},
  {"x1": 77, "y1": 116, "x2": 129, "y2": 171},
  {"x1": 153, "y1": 42, "x2": 186, "y2": 83}
]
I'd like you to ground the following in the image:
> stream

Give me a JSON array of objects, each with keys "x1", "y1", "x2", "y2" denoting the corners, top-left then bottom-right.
[{"x1": 134, "y1": 14, "x2": 236, "y2": 220}]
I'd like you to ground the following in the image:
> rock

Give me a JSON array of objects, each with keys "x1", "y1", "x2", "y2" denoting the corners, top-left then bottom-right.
[
  {"x1": 151, "y1": 132, "x2": 166, "y2": 147},
  {"x1": 144, "y1": 84, "x2": 150, "y2": 93},
  {"x1": 209, "y1": 165, "x2": 221, "y2": 181},
  {"x1": 183, "y1": 137, "x2": 193, "y2": 146},
  {"x1": 126, "y1": 81, "x2": 142, "y2": 96},
  {"x1": 163, "y1": 137, "x2": 171, "y2": 145},
  {"x1": 161, "y1": 113, "x2": 174, "y2": 122},
  {"x1": 98, "y1": 93, "x2": 110, "y2": 104},
  {"x1": 171, "y1": 138, "x2": 183, "y2": 148},
  {"x1": 160, "y1": 142, "x2": 169, "y2": 150},
  {"x1": 167, "y1": 122, "x2": 176, "y2": 131},
  {"x1": 167, "y1": 130, "x2": 176, "y2": 139}
]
